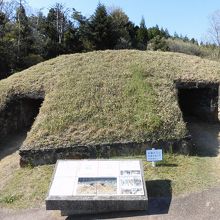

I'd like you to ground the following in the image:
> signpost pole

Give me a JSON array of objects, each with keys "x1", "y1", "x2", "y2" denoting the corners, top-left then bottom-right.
[{"x1": 152, "y1": 148, "x2": 156, "y2": 167}]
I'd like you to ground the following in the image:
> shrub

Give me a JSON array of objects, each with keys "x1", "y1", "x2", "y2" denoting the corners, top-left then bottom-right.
[{"x1": 166, "y1": 38, "x2": 206, "y2": 57}]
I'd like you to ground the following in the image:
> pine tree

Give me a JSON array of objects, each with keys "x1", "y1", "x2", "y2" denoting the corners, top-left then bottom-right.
[
  {"x1": 110, "y1": 7, "x2": 131, "y2": 49},
  {"x1": 64, "y1": 21, "x2": 83, "y2": 53},
  {"x1": 174, "y1": 32, "x2": 179, "y2": 39},
  {"x1": 89, "y1": 3, "x2": 117, "y2": 50},
  {"x1": 148, "y1": 25, "x2": 161, "y2": 40},
  {"x1": 15, "y1": 3, "x2": 33, "y2": 68},
  {"x1": 136, "y1": 17, "x2": 148, "y2": 50}
]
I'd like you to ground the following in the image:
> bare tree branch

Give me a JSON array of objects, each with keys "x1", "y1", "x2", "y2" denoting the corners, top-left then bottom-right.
[{"x1": 208, "y1": 10, "x2": 220, "y2": 46}]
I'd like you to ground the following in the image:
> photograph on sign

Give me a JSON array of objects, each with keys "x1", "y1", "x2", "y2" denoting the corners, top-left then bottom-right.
[{"x1": 76, "y1": 177, "x2": 117, "y2": 195}]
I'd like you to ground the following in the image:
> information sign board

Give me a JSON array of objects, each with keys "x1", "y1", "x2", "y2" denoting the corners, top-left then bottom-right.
[
  {"x1": 146, "y1": 149, "x2": 163, "y2": 162},
  {"x1": 46, "y1": 160, "x2": 148, "y2": 215},
  {"x1": 48, "y1": 160, "x2": 145, "y2": 197}
]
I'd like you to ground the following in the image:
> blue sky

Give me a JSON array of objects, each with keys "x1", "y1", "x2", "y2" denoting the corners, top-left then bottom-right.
[{"x1": 27, "y1": 0, "x2": 220, "y2": 42}]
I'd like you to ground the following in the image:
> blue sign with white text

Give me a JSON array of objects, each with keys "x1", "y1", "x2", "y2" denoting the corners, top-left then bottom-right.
[{"x1": 146, "y1": 149, "x2": 163, "y2": 162}]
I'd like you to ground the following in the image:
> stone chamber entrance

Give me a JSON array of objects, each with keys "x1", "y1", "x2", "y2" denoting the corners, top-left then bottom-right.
[
  {"x1": 0, "y1": 96, "x2": 44, "y2": 160},
  {"x1": 176, "y1": 82, "x2": 220, "y2": 156}
]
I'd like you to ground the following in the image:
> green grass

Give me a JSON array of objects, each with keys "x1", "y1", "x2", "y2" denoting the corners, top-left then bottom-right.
[
  {"x1": 115, "y1": 154, "x2": 220, "y2": 197},
  {"x1": 0, "y1": 153, "x2": 219, "y2": 209},
  {"x1": 0, "y1": 164, "x2": 54, "y2": 209},
  {"x1": 144, "y1": 154, "x2": 219, "y2": 197},
  {"x1": 0, "y1": 50, "x2": 220, "y2": 151},
  {"x1": 124, "y1": 65, "x2": 162, "y2": 137}
]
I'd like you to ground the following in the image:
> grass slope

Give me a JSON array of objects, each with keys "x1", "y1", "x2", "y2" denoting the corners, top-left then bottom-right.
[{"x1": 0, "y1": 50, "x2": 220, "y2": 150}]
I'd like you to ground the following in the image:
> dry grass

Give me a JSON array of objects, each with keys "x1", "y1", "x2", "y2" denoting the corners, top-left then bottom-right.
[{"x1": 0, "y1": 50, "x2": 220, "y2": 150}]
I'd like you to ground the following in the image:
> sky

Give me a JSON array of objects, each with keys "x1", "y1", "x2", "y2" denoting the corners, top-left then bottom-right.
[{"x1": 26, "y1": 0, "x2": 220, "y2": 42}]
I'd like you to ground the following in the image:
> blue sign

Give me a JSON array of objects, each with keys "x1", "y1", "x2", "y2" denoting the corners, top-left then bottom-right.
[{"x1": 146, "y1": 149, "x2": 163, "y2": 162}]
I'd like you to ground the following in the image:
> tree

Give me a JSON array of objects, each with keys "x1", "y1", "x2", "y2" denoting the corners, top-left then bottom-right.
[
  {"x1": 72, "y1": 8, "x2": 93, "y2": 51},
  {"x1": 29, "y1": 11, "x2": 47, "y2": 56},
  {"x1": 136, "y1": 16, "x2": 148, "y2": 50},
  {"x1": 63, "y1": 21, "x2": 83, "y2": 53},
  {"x1": 43, "y1": 3, "x2": 69, "y2": 58},
  {"x1": 190, "y1": 38, "x2": 198, "y2": 45},
  {"x1": 15, "y1": 2, "x2": 33, "y2": 68},
  {"x1": 0, "y1": 1, "x2": 17, "y2": 78},
  {"x1": 88, "y1": 3, "x2": 117, "y2": 50},
  {"x1": 0, "y1": 0, "x2": 3, "y2": 11},
  {"x1": 207, "y1": 10, "x2": 220, "y2": 58},
  {"x1": 16, "y1": 3, "x2": 31, "y2": 56},
  {"x1": 46, "y1": 3, "x2": 68, "y2": 44},
  {"x1": 0, "y1": 0, "x2": 17, "y2": 20},
  {"x1": 208, "y1": 10, "x2": 220, "y2": 46},
  {"x1": 0, "y1": 9, "x2": 6, "y2": 40},
  {"x1": 173, "y1": 31, "x2": 179, "y2": 39},
  {"x1": 148, "y1": 36, "x2": 169, "y2": 51},
  {"x1": 127, "y1": 22, "x2": 139, "y2": 48},
  {"x1": 55, "y1": 3, "x2": 68, "y2": 44},
  {"x1": 148, "y1": 25, "x2": 161, "y2": 40},
  {"x1": 161, "y1": 28, "x2": 170, "y2": 39},
  {"x1": 110, "y1": 7, "x2": 131, "y2": 49}
]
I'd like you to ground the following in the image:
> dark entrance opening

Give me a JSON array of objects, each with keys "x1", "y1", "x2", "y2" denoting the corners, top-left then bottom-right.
[
  {"x1": 176, "y1": 82, "x2": 220, "y2": 156},
  {"x1": 178, "y1": 88, "x2": 218, "y2": 122},
  {"x1": 0, "y1": 97, "x2": 44, "y2": 159},
  {"x1": 177, "y1": 83, "x2": 219, "y2": 123}
]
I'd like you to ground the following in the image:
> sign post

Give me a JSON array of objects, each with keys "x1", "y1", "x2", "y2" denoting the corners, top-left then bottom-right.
[
  {"x1": 146, "y1": 148, "x2": 163, "y2": 167},
  {"x1": 152, "y1": 160, "x2": 156, "y2": 168}
]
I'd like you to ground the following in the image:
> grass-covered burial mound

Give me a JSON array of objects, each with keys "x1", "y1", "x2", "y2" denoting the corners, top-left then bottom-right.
[{"x1": 0, "y1": 50, "x2": 220, "y2": 165}]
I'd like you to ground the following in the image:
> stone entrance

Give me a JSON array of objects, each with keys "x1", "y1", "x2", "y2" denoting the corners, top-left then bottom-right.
[
  {"x1": 176, "y1": 81, "x2": 220, "y2": 155},
  {"x1": 176, "y1": 81, "x2": 219, "y2": 123},
  {"x1": 0, "y1": 96, "x2": 44, "y2": 148}
]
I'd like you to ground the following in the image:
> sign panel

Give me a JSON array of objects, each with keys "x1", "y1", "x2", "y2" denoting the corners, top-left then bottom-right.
[
  {"x1": 48, "y1": 160, "x2": 145, "y2": 197},
  {"x1": 146, "y1": 149, "x2": 163, "y2": 162}
]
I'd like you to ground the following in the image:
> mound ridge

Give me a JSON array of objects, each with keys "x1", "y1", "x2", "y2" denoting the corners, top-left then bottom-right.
[{"x1": 0, "y1": 50, "x2": 220, "y2": 165}]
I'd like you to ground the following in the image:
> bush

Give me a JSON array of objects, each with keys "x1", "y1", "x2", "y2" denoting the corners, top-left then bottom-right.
[
  {"x1": 166, "y1": 38, "x2": 207, "y2": 57},
  {"x1": 22, "y1": 54, "x2": 44, "y2": 68},
  {"x1": 147, "y1": 36, "x2": 169, "y2": 51}
]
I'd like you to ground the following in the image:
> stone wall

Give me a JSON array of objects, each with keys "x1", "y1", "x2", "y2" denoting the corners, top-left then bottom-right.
[{"x1": 19, "y1": 137, "x2": 192, "y2": 166}]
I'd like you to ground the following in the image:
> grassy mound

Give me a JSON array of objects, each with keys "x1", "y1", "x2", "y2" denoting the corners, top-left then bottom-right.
[{"x1": 0, "y1": 50, "x2": 220, "y2": 150}]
